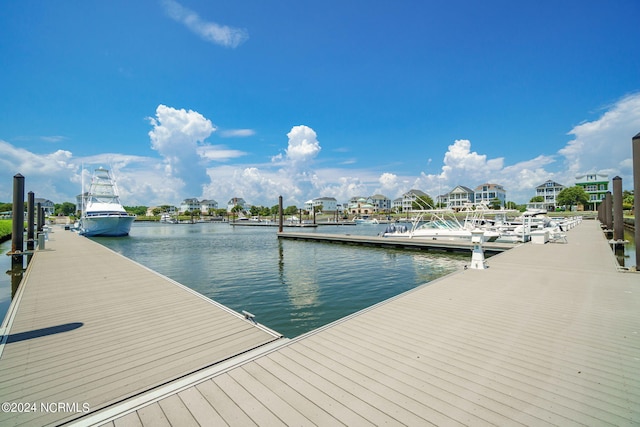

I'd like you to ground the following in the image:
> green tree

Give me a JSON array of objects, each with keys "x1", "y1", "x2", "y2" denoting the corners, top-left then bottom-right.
[
  {"x1": 529, "y1": 196, "x2": 544, "y2": 203},
  {"x1": 490, "y1": 198, "x2": 502, "y2": 209},
  {"x1": 411, "y1": 195, "x2": 434, "y2": 210},
  {"x1": 623, "y1": 190, "x2": 634, "y2": 210},
  {"x1": 556, "y1": 186, "x2": 589, "y2": 210},
  {"x1": 55, "y1": 202, "x2": 77, "y2": 216},
  {"x1": 284, "y1": 205, "x2": 298, "y2": 215},
  {"x1": 124, "y1": 206, "x2": 148, "y2": 216},
  {"x1": 505, "y1": 201, "x2": 518, "y2": 210}
]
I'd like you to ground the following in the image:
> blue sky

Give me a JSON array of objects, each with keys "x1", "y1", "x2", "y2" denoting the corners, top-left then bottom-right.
[{"x1": 1, "y1": 0, "x2": 639, "y2": 208}]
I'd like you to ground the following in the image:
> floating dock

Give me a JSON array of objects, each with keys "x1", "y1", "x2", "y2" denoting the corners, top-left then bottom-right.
[
  {"x1": 1, "y1": 220, "x2": 638, "y2": 426},
  {"x1": 278, "y1": 231, "x2": 518, "y2": 254}
]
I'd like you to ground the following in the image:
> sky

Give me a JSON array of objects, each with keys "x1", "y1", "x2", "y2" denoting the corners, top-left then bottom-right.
[{"x1": 1, "y1": 0, "x2": 639, "y2": 208}]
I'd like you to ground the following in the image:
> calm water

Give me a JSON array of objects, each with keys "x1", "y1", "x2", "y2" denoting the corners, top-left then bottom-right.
[{"x1": 2, "y1": 223, "x2": 636, "y2": 337}]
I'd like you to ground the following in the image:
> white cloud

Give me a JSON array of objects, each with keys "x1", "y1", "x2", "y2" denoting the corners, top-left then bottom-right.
[
  {"x1": 219, "y1": 129, "x2": 256, "y2": 137},
  {"x1": 559, "y1": 92, "x2": 640, "y2": 184},
  {"x1": 162, "y1": 0, "x2": 248, "y2": 48},
  {"x1": 284, "y1": 125, "x2": 321, "y2": 164},
  {"x1": 147, "y1": 104, "x2": 216, "y2": 195}
]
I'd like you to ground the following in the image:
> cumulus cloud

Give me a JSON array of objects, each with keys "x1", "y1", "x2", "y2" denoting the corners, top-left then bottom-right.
[
  {"x1": 147, "y1": 104, "x2": 216, "y2": 195},
  {"x1": 440, "y1": 139, "x2": 504, "y2": 182},
  {"x1": 559, "y1": 92, "x2": 640, "y2": 182},
  {"x1": 162, "y1": 0, "x2": 248, "y2": 48},
  {"x1": 284, "y1": 125, "x2": 321, "y2": 164}
]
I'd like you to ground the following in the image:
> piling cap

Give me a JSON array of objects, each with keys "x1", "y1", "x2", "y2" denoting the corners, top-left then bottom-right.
[
  {"x1": 634, "y1": 131, "x2": 640, "y2": 140},
  {"x1": 613, "y1": 176, "x2": 621, "y2": 181}
]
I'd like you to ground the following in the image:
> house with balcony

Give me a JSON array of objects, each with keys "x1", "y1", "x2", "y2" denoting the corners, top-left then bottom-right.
[
  {"x1": 200, "y1": 199, "x2": 218, "y2": 214},
  {"x1": 179, "y1": 198, "x2": 201, "y2": 213},
  {"x1": 34, "y1": 198, "x2": 56, "y2": 216},
  {"x1": 305, "y1": 197, "x2": 338, "y2": 213},
  {"x1": 368, "y1": 194, "x2": 392, "y2": 212},
  {"x1": 400, "y1": 189, "x2": 431, "y2": 212},
  {"x1": 534, "y1": 180, "x2": 565, "y2": 211},
  {"x1": 447, "y1": 186, "x2": 474, "y2": 210},
  {"x1": 474, "y1": 183, "x2": 506, "y2": 208},
  {"x1": 575, "y1": 173, "x2": 609, "y2": 210},
  {"x1": 227, "y1": 197, "x2": 247, "y2": 213}
]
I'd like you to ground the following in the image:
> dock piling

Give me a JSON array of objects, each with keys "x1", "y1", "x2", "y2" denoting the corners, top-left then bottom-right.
[
  {"x1": 11, "y1": 174, "x2": 25, "y2": 269},
  {"x1": 27, "y1": 191, "x2": 35, "y2": 252}
]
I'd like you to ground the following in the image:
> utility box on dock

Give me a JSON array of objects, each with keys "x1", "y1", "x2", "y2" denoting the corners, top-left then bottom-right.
[{"x1": 531, "y1": 230, "x2": 549, "y2": 244}]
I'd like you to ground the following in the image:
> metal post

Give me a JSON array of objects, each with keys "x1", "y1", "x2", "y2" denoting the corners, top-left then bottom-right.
[
  {"x1": 633, "y1": 132, "x2": 640, "y2": 269},
  {"x1": 27, "y1": 191, "x2": 35, "y2": 251},
  {"x1": 612, "y1": 176, "x2": 623, "y2": 241},
  {"x1": 11, "y1": 174, "x2": 25, "y2": 270},
  {"x1": 278, "y1": 196, "x2": 283, "y2": 233}
]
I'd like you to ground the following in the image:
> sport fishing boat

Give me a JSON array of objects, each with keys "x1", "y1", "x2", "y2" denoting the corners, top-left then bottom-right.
[{"x1": 79, "y1": 167, "x2": 135, "y2": 237}]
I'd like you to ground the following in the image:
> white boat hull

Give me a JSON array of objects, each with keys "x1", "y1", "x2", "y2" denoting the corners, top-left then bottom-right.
[{"x1": 80, "y1": 214, "x2": 135, "y2": 237}]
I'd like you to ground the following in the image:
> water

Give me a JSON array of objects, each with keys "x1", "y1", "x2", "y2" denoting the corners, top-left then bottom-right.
[{"x1": 90, "y1": 222, "x2": 467, "y2": 337}]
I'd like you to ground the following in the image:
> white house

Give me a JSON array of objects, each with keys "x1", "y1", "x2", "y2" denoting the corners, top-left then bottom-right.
[
  {"x1": 534, "y1": 180, "x2": 565, "y2": 210},
  {"x1": 401, "y1": 189, "x2": 431, "y2": 212},
  {"x1": 447, "y1": 186, "x2": 474, "y2": 210},
  {"x1": 179, "y1": 198, "x2": 201, "y2": 213},
  {"x1": 200, "y1": 199, "x2": 218, "y2": 214},
  {"x1": 474, "y1": 183, "x2": 506, "y2": 208},
  {"x1": 227, "y1": 197, "x2": 247, "y2": 213},
  {"x1": 305, "y1": 197, "x2": 338, "y2": 213}
]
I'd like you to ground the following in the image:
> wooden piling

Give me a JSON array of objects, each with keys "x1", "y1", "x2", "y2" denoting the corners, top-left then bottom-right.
[
  {"x1": 27, "y1": 191, "x2": 35, "y2": 252},
  {"x1": 278, "y1": 195, "x2": 283, "y2": 233},
  {"x1": 612, "y1": 176, "x2": 623, "y2": 241}
]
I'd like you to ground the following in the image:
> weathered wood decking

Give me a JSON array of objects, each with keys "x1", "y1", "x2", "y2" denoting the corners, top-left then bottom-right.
[
  {"x1": 0, "y1": 230, "x2": 284, "y2": 426},
  {"x1": 1, "y1": 220, "x2": 638, "y2": 426}
]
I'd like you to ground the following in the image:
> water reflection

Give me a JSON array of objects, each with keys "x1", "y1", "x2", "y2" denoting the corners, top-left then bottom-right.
[{"x1": 615, "y1": 228, "x2": 636, "y2": 269}]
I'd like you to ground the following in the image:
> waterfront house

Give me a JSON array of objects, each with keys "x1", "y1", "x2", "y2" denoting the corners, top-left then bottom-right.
[
  {"x1": 392, "y1": 197, "x2": 403, "y2": 213},
  {"x1": 368, "y1": 194, "x2": 392, "y2": 213},
  {"x1": 348, "y1": 197, "x2": 376, "y2": 215},
  {"x1": 200, "y1": 199, "x2": 218, "y2": 214},
  {"x1": 227, "y1": 197, "x2": 247, "y2": 213},
  {"x1": 435, "y1": 194, "x2": 449, "y2": 208},
  {"x1": 447, "y1": 186, "x2": 475, "y2": 210},
  {"x1": 534, "y1": 180, "x2": 565, "y2": 211},
  {"x1": 401, "y1": 189, "x2": 431, "y2": 212},
  {"x1": 575, "y1": 172, "x2": 609, "y2": 211},
  {"x1": 34, "y1": 198, "x2": 56, "y2": 216},
  {"x1": 474, "y1": 183, "x2": 506, "y2": 208},
  {"x1": 179, "y1": 198, "x2": 201, "y2": 214},
  {"x1": 305, "y1": 197, "x2": 338, "y2": 213}
]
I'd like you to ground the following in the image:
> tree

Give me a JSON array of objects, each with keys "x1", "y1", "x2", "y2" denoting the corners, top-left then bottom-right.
[
  {"x1": 529, "y1": 196, "x2": 544, "y2": 203},
  {"x1": 284, "y1": 205, "x2": 298, "y2": 215},
  {"x1": 556, "y1": 186, "x2": 589, "y2": 210},
  {"x1": 505, "y1": 201, "x2": 518, "y2": 210},
  {"x1": 623, "y1": 190, "x2": 634, "y2": 210},
  {"x1": 55, "y1": 202, "x2": 77, "y2": 216},
  {"x1": 490, "y1": 198, "x2": 502, "y2": 209},
  {"x1": 411, "y1": 195, "x2": 434, "y2": 210}
]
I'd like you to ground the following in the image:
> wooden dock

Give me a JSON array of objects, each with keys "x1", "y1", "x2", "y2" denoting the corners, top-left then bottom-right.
[
  {"x1": 278, "y1": 231, "x2": 518, "y2": 254},
  {"x1": 1, "y1": 220, "x2": 639, "y2": 426},
  {"x1": 0, "y1": 230, "x2": 284, "y2": 426}
]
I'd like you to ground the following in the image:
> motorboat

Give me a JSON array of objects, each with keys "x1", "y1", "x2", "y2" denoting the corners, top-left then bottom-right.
[
  {"x1": 79, "y1": 168, "x2": 135, "y2": 237},
  {"x1": 382, "y1": 208, "x2": 499, "y2": 242},
  {"x1": 354, "y1": 215, "x2": 379, "y2": 225}
]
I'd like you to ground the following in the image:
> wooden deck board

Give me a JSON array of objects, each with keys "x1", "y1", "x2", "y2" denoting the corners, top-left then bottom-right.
[{"x1": 103, "y1": 220, "x2": 639, "y2": 427}]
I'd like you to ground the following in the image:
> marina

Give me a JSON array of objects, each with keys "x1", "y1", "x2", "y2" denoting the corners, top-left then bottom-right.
[{"x1": 0, "y1": 219, "x2": 638, "y2": 425}]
